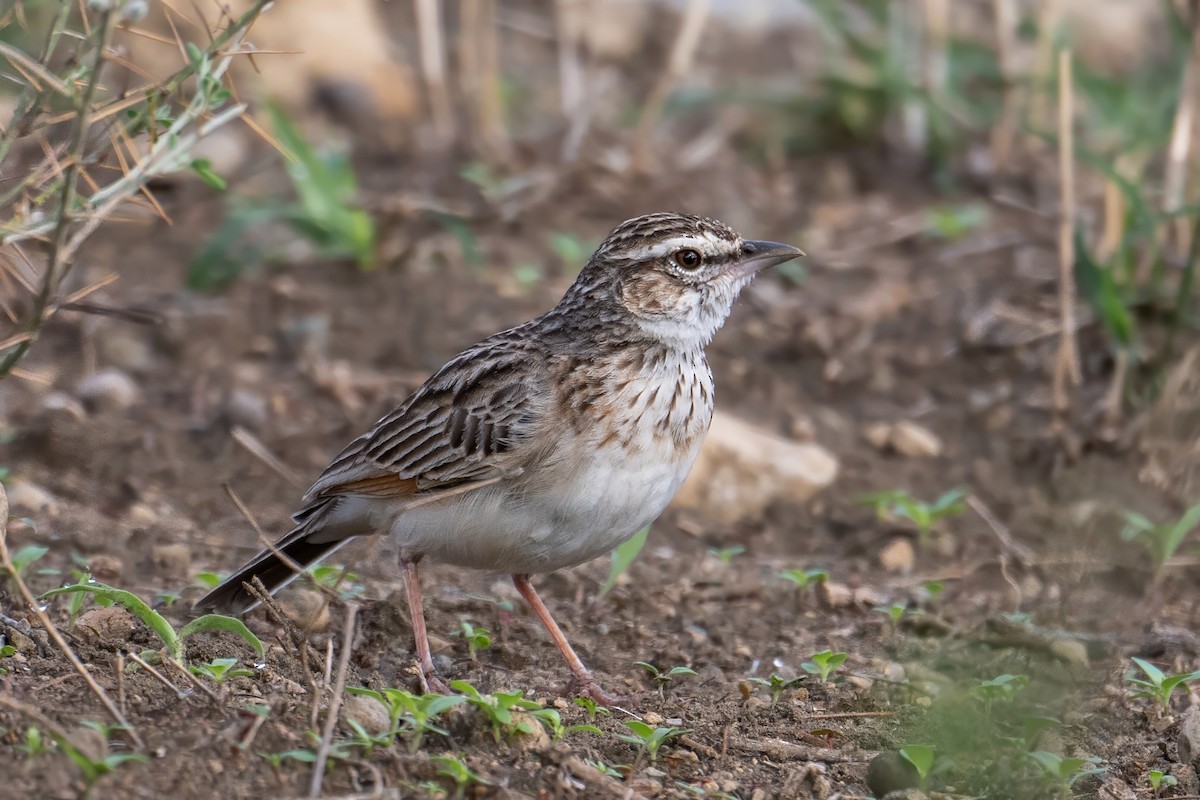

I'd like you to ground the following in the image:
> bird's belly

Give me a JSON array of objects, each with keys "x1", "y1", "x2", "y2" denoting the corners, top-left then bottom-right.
[{"x1": 389, "y1": 438, "x2": 698, "y2": 574}]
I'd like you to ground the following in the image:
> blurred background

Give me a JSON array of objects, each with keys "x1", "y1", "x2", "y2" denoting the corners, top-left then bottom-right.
[{"x1": 2, "y1": 1, "x2": 1200, "y2": 798}]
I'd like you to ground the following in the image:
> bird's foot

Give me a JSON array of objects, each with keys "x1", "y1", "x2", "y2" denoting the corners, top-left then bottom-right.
[{"x1": 564, "y1": 672, "x2": 628, "y2": 708}]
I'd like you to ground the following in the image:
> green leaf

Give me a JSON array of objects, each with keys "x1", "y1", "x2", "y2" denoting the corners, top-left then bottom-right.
[
  {"x1": 1131, "y1": 657, "x2": 1166, "y2": 687},
  {"x1": 899, "y1": 744, "x2": 935, "y2": 780},
  {"x1": 43, "y1": 582, "x2": 180, "y2": 660},
  {"x1": 599, "y1": 527, "x2": 648, "y2": 598},
  {"x1": 10, "y1": 545, "x2": 48, "y2": 575},
  {"x1": 177, "y1": 614, "x2": 264, "y2": 659},
  {"x1": 190, "y1": 158, "x2": 227, "y2": 191}
]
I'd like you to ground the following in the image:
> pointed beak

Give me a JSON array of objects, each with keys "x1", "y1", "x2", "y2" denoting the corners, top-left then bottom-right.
[{"x1": 730, "y1": 239, "x2": 804, "y2": 278}]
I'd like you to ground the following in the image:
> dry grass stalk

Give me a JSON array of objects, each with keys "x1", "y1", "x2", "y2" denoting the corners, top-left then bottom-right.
[
  {"x1": 461, "y1": 0, "x2": 509, "y2": 155},
  {"x1": 308, "y1": 604, "x2": 358, "y2": 797},
  {"x1": 990, "y1": 0, "x2": 1020, "y2": 172},
  {"x1": 1165, "y1": 0, "x2": 1200, "y2": 258},
  {"x1": 415, "y1": 0, "x2": 455, "y2": 141},
  {"x1": 1053, "y1": 48, "x2": 1082, "y2": 417},
  {"x1": 632, "y1": 0, "x2": 711, "y2": 174},
  {"x1": 1030, "y1": 0, "x2": 1063, "y2": 147},
  {"x1": 555, "y1": 0, "x2": 585, "y2": 119}
]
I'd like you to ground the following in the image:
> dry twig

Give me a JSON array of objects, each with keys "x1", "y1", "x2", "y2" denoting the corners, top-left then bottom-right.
[
  {"x1": 1052, "y1": 48, "x2": 1081, "y2": 420},
  {"x1": 309, "y1": 604, "x2": 358, "y2": 798}
]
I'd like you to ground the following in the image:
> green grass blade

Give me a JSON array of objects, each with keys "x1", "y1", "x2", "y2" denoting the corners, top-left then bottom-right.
[
  {"x1": 42, "y1": 582, "x2": 180, "y2": 660},
  {"x1": 599, "y1": 527, "x2": 648, "y2": 599}
]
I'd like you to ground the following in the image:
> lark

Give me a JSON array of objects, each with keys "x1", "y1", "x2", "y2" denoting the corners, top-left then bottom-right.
[{"x1": 196, "y1": 212, "x2": 802, "y2": 703}]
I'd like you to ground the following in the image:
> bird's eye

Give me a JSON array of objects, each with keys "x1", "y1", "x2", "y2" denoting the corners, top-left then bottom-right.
[{"x1": 674, "y1": 249, "x2": 702, "y2": 270}]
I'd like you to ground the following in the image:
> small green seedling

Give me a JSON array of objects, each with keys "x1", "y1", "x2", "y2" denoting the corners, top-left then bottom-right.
[
  {"x1": 747, "y1": 673, "x2": 806, "y2": 705},
  {"x1": 43, "y1": 580, "x2": 263, "y2": 664},
  {"x1": 877, "y1": 602, "x2": 912, "y2": 627},
  {"x1": 155, "y1": 590, "x2": 182, "y2": 608},
  {"x1": 450, "y1": 680, "x2": 540, "y2": 742},
  {"x1": 308, "y1": 564, "x2": 366, "y2": 602},
  {"x1": 925, "y1": 204, "x2": 987, "y2": 239},
  {"x1": 193, "y1": 571, "x2": 223, "y2": 590},
  {"x1": 455, "y1": 620, "x2": 492, "y2": 661},
  {"x1": 573, "y1": 695, "x2": 611, "y2": 723},
  {"x1": 921, "y1": 579, "x2": 945, "y2": 602},
  {"x1": 801, "y1": 650, "x2": 847, "y2": 684},
  {"x1": 1148, "y1": 769, "x2": 1178, "y2": 794},
  {"x1": 617, "y1": 720, "x2": 691, "y2": 763},
  {"x1": 861, "y1": 488, "x2": 967, "y2": 542},
  {"x1": 189, "y1": 657, "x2": 254, "y2": 684},
  {"x1": 899, "y1": 745, "x2": 934, "y2": 787},
  {"x1": 1021, "y1": 716, "x2": 1063, "y2": 750},
  {"x1": 15, "y1": 726, "x2": 50, "y2": 758},
  {"x1": 1126, "y1": 657, "x2": 1200, "y2": 712},
  {"x1": 525, "y1": 708, "x2": 602, "y2": 742},
  {"x1": 599, "y1": 527, "x2": 648, "y2": 599},
  {"x1": 1120, "y1": 502, "x2": 1200, "y2": 575},
  {"x1": 635, "y1": 662, "x2": 697, "y2": 697},
  {"x1": 54, "y1": 723, "x2": 148, "y2": 796},
  {"x1": 585, "y1": 758, "x2": 624, "y2": 779},
  {"x1": 974, "y1": 674, "x2": 1029, "y2": 703},
  {"x1": 9, "y1": 545, "x2": 48, "y2": 580},
  {"x1": 260, "y1": 748, "x2": 317, "y2": 769},
  {"x1": 708, "y1": 546, "x2": 745, "y2": 566},
  {"x1": 0, "y1": 643, "x2": 15, "y2": 675},
  {"x1": 346, "y1": 687, "x2": 464, "y2": 753},
  {"x1": 1027, "y1": 751, "x2": 1103, "y2": 797},
  {"x1": 432, "y1": 754, "x2": 489, "y2": 800},
  {"x1": 779, "y1": 568, "x2": 828, "y2": 594}
]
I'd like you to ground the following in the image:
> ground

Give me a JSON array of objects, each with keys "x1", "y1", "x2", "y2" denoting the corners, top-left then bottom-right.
[{"x1": 2, "y1": 58, "x2": 1200, "y2": 800}]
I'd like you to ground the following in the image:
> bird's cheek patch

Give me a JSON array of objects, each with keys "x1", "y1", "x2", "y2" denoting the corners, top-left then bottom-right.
[{"x1": 621, "y1": 272, "x2": 693, "y2": 318}]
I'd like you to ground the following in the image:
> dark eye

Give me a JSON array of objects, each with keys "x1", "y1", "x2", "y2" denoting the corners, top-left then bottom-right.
[{"x1": 674, "y1": 249, "x2": 702, "y2": 270}]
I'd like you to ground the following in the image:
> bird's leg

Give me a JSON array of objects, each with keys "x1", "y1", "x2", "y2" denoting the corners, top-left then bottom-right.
[
  {"x1": 400, "y1": 556, "x2": 450, "y2": 694},
  {"x1": 512, "y1": 574, "x2": 624, "y2": 707}
]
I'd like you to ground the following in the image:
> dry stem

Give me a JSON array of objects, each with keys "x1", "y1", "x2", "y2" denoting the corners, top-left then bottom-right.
[
  {"x1": 632, "y1": 0, "x2": 710, "y2": 174},
  {"x1": 1052, "y1": 48, "x2": 1081, "y2": 419},
  {"x1": 308, "y1": 604, "x2": 358, "y2": 798}
]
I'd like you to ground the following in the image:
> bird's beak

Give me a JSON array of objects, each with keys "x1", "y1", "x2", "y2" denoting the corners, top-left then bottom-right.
[{"x1": 729, "y1": 240, "x2": 804, "y2": 279}]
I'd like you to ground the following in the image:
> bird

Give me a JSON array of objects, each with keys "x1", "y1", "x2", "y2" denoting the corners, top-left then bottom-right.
[{"x1": 195, "y1": 212, "x2": 802, "y2": 704}]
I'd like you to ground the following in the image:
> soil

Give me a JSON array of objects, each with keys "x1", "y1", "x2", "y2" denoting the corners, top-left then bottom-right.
[{"x1": 3, "y1": 17, "x2": 1200, "y2": 800}]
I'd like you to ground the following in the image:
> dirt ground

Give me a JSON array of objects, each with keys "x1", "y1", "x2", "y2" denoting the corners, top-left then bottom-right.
[{"x1": 3, "y1": 11, "x2": 1200, "y2": 799}]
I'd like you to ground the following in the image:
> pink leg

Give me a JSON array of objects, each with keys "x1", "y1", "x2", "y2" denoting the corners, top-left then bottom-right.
[
  {"x1": 401, "y1": 557, "x2": 450, "y2": 694},
  {"x1": 512, "y1": 574, "x2": 623, "y2": 706}
]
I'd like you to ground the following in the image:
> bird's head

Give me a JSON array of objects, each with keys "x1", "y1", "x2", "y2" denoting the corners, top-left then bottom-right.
[{"x1": 563, "y1": 212, "x2": 802, "y2": 348}]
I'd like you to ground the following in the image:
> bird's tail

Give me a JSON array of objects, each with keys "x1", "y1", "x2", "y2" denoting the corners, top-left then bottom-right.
[{"x1": 193, "y1": 499, "x2": 350, "y2": 615}]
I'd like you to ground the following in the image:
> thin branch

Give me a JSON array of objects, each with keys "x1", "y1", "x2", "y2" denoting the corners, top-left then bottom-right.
[
  {"x1": 1052, "y1": 48, "x2": 1081, "y2": 419},
  {"x1": 309, "y1": 604, "x2": 358, "y2": 798},
  {"x1": 0, "y1": 9, "x2": 115, "y2": 378},
  {"x1": 632, "y1": 0, "x2": 710, "y2": 174}
]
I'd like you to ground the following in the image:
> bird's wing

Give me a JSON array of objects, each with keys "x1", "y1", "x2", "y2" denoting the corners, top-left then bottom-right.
[{"x1": 301, "y1": 334, "x2": 549, "y2": 507}]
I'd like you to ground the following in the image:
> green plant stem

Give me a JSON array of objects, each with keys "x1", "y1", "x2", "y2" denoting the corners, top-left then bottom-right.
[{"x1": 0, "y1": 9, "x2": 113, "y2": 378}]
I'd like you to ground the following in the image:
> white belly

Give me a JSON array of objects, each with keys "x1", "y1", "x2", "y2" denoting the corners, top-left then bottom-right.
[{"x1": 385, "y1": 436, "x2": 700, "y2": 573}]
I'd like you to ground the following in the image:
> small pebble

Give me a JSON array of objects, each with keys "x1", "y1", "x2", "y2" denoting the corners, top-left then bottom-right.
[
  {"x1": 878, "y1": 537, "x2": 915, "y2": 575},
  {"x1": 889, "y1": 420, "x2": 943, "y2": 458},
  {"x1": 340, "y1": 693, "x2": 390, "y2": 737},
  {"x1": 6, "y1": 480, "x2": 59, "y2": 518},
  {"x1": 152, "y1": 543, "x2": 192, "y2": 581},
  {"x1": 77, "y1": 369, "x2": 141, "y2": 412}
]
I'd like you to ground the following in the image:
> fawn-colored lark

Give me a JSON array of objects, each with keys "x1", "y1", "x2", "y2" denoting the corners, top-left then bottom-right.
[{"x1": 196, "y1": 212, "x2": 802, "y2": 703}]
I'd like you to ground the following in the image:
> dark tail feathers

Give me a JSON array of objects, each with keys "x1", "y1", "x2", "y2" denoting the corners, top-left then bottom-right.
[{"x1": 193, "y1": 500, "x2": 348, "y2": 615}]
